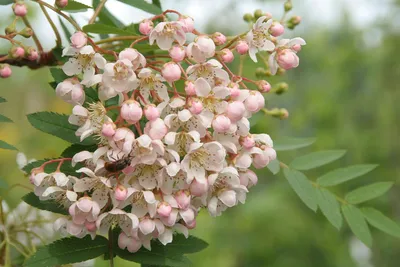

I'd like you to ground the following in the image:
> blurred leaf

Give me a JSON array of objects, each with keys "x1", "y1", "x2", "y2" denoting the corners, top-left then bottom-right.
[
  {"x1": 61, "y1": 144, "x2": 98, "y2": 157},
  {"x1": 62, "y1": 1, "x2": 92, "y2": 13},
  {"x1": 50, "y1": 68, "x2": 68, "y2": 83},
  {"x1": 342, "y1": 205, "x2": 372, "y2": 247},
  {"x1": 163, "y1": 234, "x2": 209, "y2": 255},
  {"x1": 22, "y1": 192, "x2": 68, "y2": 215},
  {"x1": 316, "y1": 188, "x2": 342, "y2": 230},
  {"x1": 153, "y1": 0, "x2": 162, "y2": 9},
  {"x1": 273, "y1": 137, "x2": 316, "y2": 151},
  {"x1": 0, "y1": 96, "x2": 6, "y2": 103},
  {"x1": 0, "y1": 140, "x2": 17, "y2": 151},
  {"x1": 59, "y1": 17, "x2": 72, "y2": 40},
  {"x1": 0, "y1": 114, "x2": 12, "y2": 123},
  {"x1": 267, "y1": 159, "x2": 280, "y2": 175},
  {"x1": 345, "y1": 182, "x2": 394, "y2": 204},
  {"x1": 283, "y1": 168, "x2": 318, "y2": 212},
  {"x1": 83, "y1": 23, "x2": 136, "y2": 35},
  {"x1": 117, "y1": 0, "x2": 162, "y2": 15},
  {"x1": 362, "y1": 207, "x2": 400, "y2": 238},
  {"x1": 93, "y1": 0, "x2": 125, "y2": 28},
  {"x1": 317, "y1": 164, "x2": 378, "y2": 187},
  {"x1": 0, "y1": 178, "x2": 8, "y2": 189},
  {"x1": 0, "y1": 0, "x2": 13, "y2": 5},
  {"x1": 24, "y1": 235, "x2": 108, "y2": 267},
  {"x1": 27, "y1": 112, "x2": 96, "y2": 145},
  {"x1": 290, "y1": 150, "x2": 346, "y2": 170}
]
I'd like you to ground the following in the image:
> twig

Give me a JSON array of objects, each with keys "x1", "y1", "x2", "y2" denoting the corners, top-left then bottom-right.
[
  {"x1": 21, "y1": 17, "x2": 43, "y2": 53},
  {"x1": 89, "y1": 0, "x2": 107, "y2": 24},
  {"x1": 39, "y1": 4, "x2": 62, "y2": 47}
]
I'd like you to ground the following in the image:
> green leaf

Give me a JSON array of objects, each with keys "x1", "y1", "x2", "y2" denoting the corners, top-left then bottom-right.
[
  {"x1": 290, "y1": 150, "x2": 346, "y2": 170},
  {"x1": 273, "y1": 137, "x2": 316, "y2": 151},
  {"x1": 22, "y1": 192, "x2": 68, "y2": 215},
  {"x1": 93, "y1": 0, "x2": 125, "y2": 28},
  {"x1": 49, "y1": 68, "x2": 68, "y2": 83},
  {"x1": 0, "y1": 114, "x2": 12, "y2": 123},
  {"x1": 163, "y1": 234, "x2": 208, "y2": 255},
  {"x1": 24, "y1": 235, "x2": 108, "y2": 267},
  {"x1": 267, "y1": 159, "x2": 280, "y2": 175},
  {"x1": 283, "y1": 168, "x2": 318, "y2": 212},
  {"x1": 362, "y1": 207, "x2": 400, "y2": 238},
  {"x1": 27, "y1": 112, "x2": 96, "y2": 145},
  {"x1": 0, "y1": 96, "x2": 6, "y2": 103},
  {"x1": 0, "y1": 0, "x2": 13, "y2": 5},
  {"x1": 61, "y1": 144, "x2": 98, "y2": 157},
  {"x1": 342, "y1": 205, "x2": 372, "y2": 247},
  {"x1": 317, "y1": 164, "x2": 378, "y2": 187},
  {"x1": 83, "y1": 23, "x2": 136, "y2": 35},
  {"x1": 61, "y1": 1, "x2": 92, "y2": 13},
  {"x1": 117, "y1": 0, "x2": 162, "y2": 15},
  {"x1": 0, "y1": 178, "x2": 8, "y2": 189},
  {"x1": 153, "y1": 0, "x2": 162, "y2": 9},
  {"x1": 345, "y1": 182, "x2": 393, "y2": 204},
  {"x1": 0, "y1": 140, "x2": 17, "y2": 151},
  {"x1": 59, "y1": 17, "x2": 72, "y2": 40},
  {"x1": 316, "y1": 188, "x2": 342, "y2": 230}
]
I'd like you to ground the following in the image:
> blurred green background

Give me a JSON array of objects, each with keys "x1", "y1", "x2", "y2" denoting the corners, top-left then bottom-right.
[{"x1": 1, "y1": 0, "x2": 400, "y2": 266}]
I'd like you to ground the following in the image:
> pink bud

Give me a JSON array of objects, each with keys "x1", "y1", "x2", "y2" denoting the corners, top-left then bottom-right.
[
  {"x1": 144, "y1": 105, "x2": 160, "y2": 121},
  {"x1": 169, "y1": 45, "x2": 186, "y2": 62},
  {"x1": 277, "y1": 49, "x2": 300, "y2": 70},
  {"x1": 189, "y1": 99, "x2": 203, "y2": 115},
  {"x1": 115, "y1": 185, "x2": 128, "y2": 201},
  {"x1": 229, "y1": 86, "x2": 241, "y2": 98},
  {"x1": 140, "y1": 218, "x2": 155, "y2": 235},
  {"x1": 221, "y1": 48, "x2": 234, "y2": 63},
  {"x1": 0, "y1": 64, "x2": 12, "y2": 78},
  {"x1": 55, "y1": 0, "x2": 69, "y2": 8},
  {"x1": 144, "y1": 118, "x2": 168, "y2": 140},
  {"x1": 245, "y1": 92, "x2": 264, "y2": 113},
  {"x1": 269, "y1": 22, "x2": 285, "y2": 37},
  {"x1": 236, "y1": 41, "x2": 249, "y2": 55},
  {"x1": 27, "y1": 48, "x2": 38, "y2": 61},
  {"x1": 174, "y1": 190, "x2": 190, "y2": 210},
  {"x1": 241, "y1": 136, "x2": 255, "y2": 149},
  {"x1": 190, "y1": 179, "x2": 208, "y2": 197},
  {"x1": 265, "y1": 12, "x2": 273, "y2": 20},
  {"x1": 121, "y1": 100, "x2": 143, "y2": 124},
  {"x1": 292, "y1": 16, "x2": 302, "y2": 25},
  {"x1": 161, "y1": 62, "x2": 182, "y2": 83},
  {"x1": 212, "y1": 115, "x2": 231, "y2": 133},
  {"x1": 239, "y1": 170, "x2": 258, "y2": 187},
  {"x1": 258, "y1": 80, "x2": 271, "y2": 93},
  {"x1": 253, "y1": 148, "x2": 276, "y2": 169},
  {"x1": 13, "y1": 3, "x2": 27, "y2": 17},
  {"x1": 292, "y1": 44, "x2": 302, "y2": 52},
  {"x1": 102, "y1": 122, "x2": 116, "y2": 137},
  {"x1": 85, "y1": 221, "x2": 97, "y2": 232},
  {"x1": 139, "y1": 19, "x2": 154, "y2": 35},
  {"x1": 70, "y1": 31, "x2": 87, "y2": 49},
  {"x1": 157, "y1": 202, "x2": 172, "y2": 217},
  {"x1": 226, "y1": 101, "x2": 245, "y2": 122},
  {"x1": 212, "y1": 32, "x2": 226, "y2": 45},
  {"x1": 186, "y1": 219, "x2": 196, "y2": 229},
  {"x1": 184, "y1": 81, "x2": 196, "y2": 96},
  {"x1": 178, "y1": 16, "x2": 194, "y2": 33},
  {"x1": 11, "y1": 47, "x2": 25, "y2": 58}
]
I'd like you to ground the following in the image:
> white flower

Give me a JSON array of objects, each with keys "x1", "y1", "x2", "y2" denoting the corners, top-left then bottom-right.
[
  {"x1": 130, "y1": 134, "x2": 165, "y2": 166},
  {"x1": 96, "y1": 209, "x2": 139, "y2": 235},
  {"x1": 137, "y1": 68, "x2": 169, "y2": 104},
  {"x1": 245, "y1": 16, "x2": 275, "y2": 62},
  {"x1": 149, "y1": 21, "x2": 186, "y2": 50},
  {"x1": 186, "y1": 36, "x2": 215, "y2": 63},
  {"x1": 181, "y1": 141, "x2": 226, "y2": 183},
  {"x1": 102, "y1": 59, "x2": 139, "y2": 93},
  {"x1": 68, "y1": 105, "x2": 95, "y2": 141},
  {"x1": 119, "y1": 48, "x2": 146, "y2": 70},
  {"x1": 164, "y1": 130, "x2": 200, "y2": 156},
  {"x1": 187, "y1": 59, "x2": 230, "y2": 87}
]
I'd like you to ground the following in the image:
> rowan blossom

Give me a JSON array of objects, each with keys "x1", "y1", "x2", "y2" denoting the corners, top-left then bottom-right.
[
  {"x1": 269, "y1": 37, "x2": 306, "y2": 75},
  {"x1": 246, "y1": 16, "x2": 275, "y2": 62},
  {"x1": 149, "y1": 21, "x2": 186, "y2": 50}
]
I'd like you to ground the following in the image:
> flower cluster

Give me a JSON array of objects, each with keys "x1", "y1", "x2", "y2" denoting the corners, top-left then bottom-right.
[{"x1": 30, "y1": 11, "x2": 304, "y2": 253}]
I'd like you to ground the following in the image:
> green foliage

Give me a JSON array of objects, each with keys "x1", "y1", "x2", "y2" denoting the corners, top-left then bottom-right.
[
  {"x1": 0, "y1": 178, "x2": 8, "y2": 189},
  {"x1": 27, "y1": 112, "x2": 96, "y2": 145},
  {"x1": 345, "y1": 182, "x2": 394, "y2": 204},
  {"x1": 342, "y1": 205, "x2": 372, "y2": 247},
  {"x1": 267, "y1": 159, "x2": 280, "y2": 175},
  {"x1": 283, "y1": 168, "x2": 317, "y2": 211},
  {"x1": 273, "y1": 136, "x2": 316, "y2": 151},
  {"x1": 61, "y1": 143, "x2": 97, "y2": 157},
  {"x1": 50, "y1": 68, "x2": 68, "y2": 83},
  {"x1": 83, "y1": 23, "x2": 138, "y2": 35},
  {"x1": 362, "y1": 207, "x2": 400, "y2": 238},
  {"x1": 0, "y1": 140, "x2": 17, "y2": 151},
  {"x1": 0, "y1": 0, "x2": 12, "y2": 5},
  {"x1": 290, "y1": 150, "x2": 346, "y2": 170},
  {"x1": 22, "y1": 192, "x2": 68, "y2": 215},
  {"x1": 61, "y1": 1, "x2": 92, "y2": 13},
  {"x1": 24, "y1": 236, "x2": 108, "y2": 267},
  {"x1": 0, "y1": 114, "x2": 12, "y2": 123},
  {"x1": 117, "y1": 0, "x2": 163, "y2": 14},
  {"x1": 315, "y1": 188, "x2": 342, "y2": 230},
  {"x1": 0, "y1": 96, "x2": 6, "y2": 102},
  {"x1": 317, "y1": 164, "x2": 378, "y2": 187},
  {"x1": 58, "y1": 17, "x2": 72, "y2": 40}
]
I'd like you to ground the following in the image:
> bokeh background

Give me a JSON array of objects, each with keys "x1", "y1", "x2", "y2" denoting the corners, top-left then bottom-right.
[{"x1": 1, "y1": 0, "x2": 400, "y2": 266}]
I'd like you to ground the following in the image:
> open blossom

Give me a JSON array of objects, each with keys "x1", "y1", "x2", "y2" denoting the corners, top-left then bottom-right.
[
  {"x1": 56, "y1": 78, "x2": 85, "y2": 105},
  {"x1": 102, "y1": 59, "x2": 138, "y2": 92},
  {"x1": 246, "y1": 16, "x2": 275, "y2": 62},
  {"x1": 186, "y1": 36, "x2": 216, "y2": 63},
  {"x1": 149, "y1": 21, "x2": 186, "y2": 50}
]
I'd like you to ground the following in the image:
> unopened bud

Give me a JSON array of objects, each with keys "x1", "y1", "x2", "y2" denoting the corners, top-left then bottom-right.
[
  {"x1": 10, "y1": 46, "x2": 25, "y2": 59},
  {"x1": 19, "y1": 27, "x2": 33, "y2": 38},
  {"x1": 264, "y1": 12, "x2": 273, "y2": 20},
  {"x1": 284, "y1": 1, "x2": 293, "y2": 12},
  {"x1": 254, "y1": 9, "x2": 263, "y2": 19},
  {"x1": 5, "y1": 21, "x2": 17, "y2": 35},
  {"x1": 27, "y1": 47, "x2": 38, "y2": 61},
  {"x1": 13, "y1": 2, "x2": 27, "y2": 17},
  {"x1": 0, "y1": 64, "x2": 12, "y2": 78},
  {"x1": 275, "y1": 82, "x2": 289, "y2": 95},
  {"x1": 255, "y1": 67, "x2": 267, "y2": 78},
  {"x1": 279, "y1": 108, "x2": 289, "y2": 119},
  {"x1": 55, "y1": 0, "x2": 69, "y2": 8},
  {"x1": 291, "y1": 16, "x2": 302, "y2": 25},
  {"x1": 243, "y1": 13, "x2": 254, "y2": 23}
]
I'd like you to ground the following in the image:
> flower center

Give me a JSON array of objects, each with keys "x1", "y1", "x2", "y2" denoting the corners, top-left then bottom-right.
[{"x1": 113, "y1": 62, "x2": 130, "y2": 81}]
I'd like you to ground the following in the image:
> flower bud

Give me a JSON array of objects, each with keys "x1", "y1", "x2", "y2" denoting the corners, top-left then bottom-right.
[
  {"x1": 157, "y1": 202, "x2": 172, "y2": 217},
  {"x1": 19, "y1": 27, "x2": 33, "y2": 38},
  {"x1": 291, "y1": 16, "x2": 302, "y2": 25},
  {"x1": 185, "y1": 81, "x2": 196, "y2": 96},
  {"x1": 277, "y1": 49, "x2": 299, "y2": 70},
  {"x1": 236, "y1": 41, "x2": 249, "y2": 55},
  {"x1": 169, "y1": 45, "x2": 186, "y2": 62},
  {"x1": 161, "y1": 62, "x2": 181, "y2": 83},
  {"x1": 275, "y1": 82, "x2": 289, "y2": 95},
  {"x1": 10, "y1": 46, "x2": 25, "y2": 59},
  {"x1": 102, "y1": 121, "x2": 116, "y2": 137},
  {"x1": 114, "y1": 185, "x2": 128, "y2": 201},
  {"x1": 258, "y1": 80, "x2": 271, "y2": 93},
  {"x1": 255, "y1": 67, "x2": 268, "y2": 78},
  {"x1": 243, "y1": 13, "x2": 254, "y2": 23},
  {"x1": 13, "y1": 2, "x2": 27, "y2": 17},
  {"x1": 85, "y1": 221, "x2": 97, "y2": 232},
  {"x1": 284, "y1": 1, "x2": 293, "y2": 12},
  {"x1": 56, "y1": 78, "x2": 85, "y2": 105},
  {"x1": 27, "y1": 47, "x2": 38, "y2": 61},
  {"x1": 144, "y1": 105, "x2": 160, "y2": 121},
  {"x1": 139, "y1": 19, "x2": 154, "y2": 35},
  {"x1": 264, "y1": 12, "x2": 273, "y2": 20},
  {"x1": 212, "y1": 32, "x2": 226, "y2": 46},
  {"x1": 254, "y1": 9, "x2": 263, "y2": 19},
  {"x1": 178, "y1": 16, "x2": 194, "y2": 33},
  {"x1": 70, "y1": 31, "x2": 87, "y2": 49},
  {"x1": 121, "y1": 100, "x2": 143, "y2": 124},
  {"x1": 245, "y1": 92, "x2": 265, "y2": 113},
  {"x1": 55, "y1": 0, "x2": 69, "y2": 8},
  {"x1": 226, "y1": 101, "x2": 245, "y2": 122},
  {"x1": 189, "y1": 99, "x2": 203, "y2": 115},
  {"x1": 190, "y1": 179, "x2": 208, "y2": 197},
  {"x1": 229, "y1": 83, "x2": 241, "y2": 98},
  {"x1": 0, "y1": 64, "x2": 12, "y2": 78},
  {"x1": 5, "y1": 25, "x2": 17, "y2": 35},
  {"x1": 212, "y1": 115, "x2": 231, "y2": 133},
  {"x1": 241, "y1": 135, "x2": 255, "y2": 150},
  {"x1": 292, "y1": 44, "x2": 302, "y2": 52},
  {"x1": 239, "y1": 170, "x2": 258, "y2": 187},
  {"x1": 220, "y1": 48, "x2": 234, "y2": 63},
  {"x1": 269, "y1": 22, "x2": 285, "y2": 37},
  {"x1": 140, "y1": 217, "x2": 155, "y2": 235},
  {"x1": 144, "y1": 118, "x2": 168, "y2": 140},
  {"x1": 174, "y1": 190, "x2": 190, "y2": 210}
]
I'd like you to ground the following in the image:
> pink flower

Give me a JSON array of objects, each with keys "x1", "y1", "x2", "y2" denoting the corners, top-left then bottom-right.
[
  {"x1": 27, "y1": 48, "x2": 38, "y2": 61},
  {"x1": 174, "y1": 190, "x2": 191, "y2": 210},
  {"x1": 186, "y1": 36, "x2": 216, "y2": 63},
  {"x1": 212, "y1": 115, "x2": 231, "y2": 133},
  {"x1": 161, "y1": 62, "x2": 182, "y2": 83},
  {"x1": 101, "y1": 121, "x2": 116, "y2": 137},
  {"x1": 70, "y1": 31, "x2": 87, "y2": 49},
  {"x1": 118, "y1": 232, "x2": 142, "y2": 253},
  {"x1": 190, "y1": 179, "x2": 208, "y2": 197},
  {"x1": 245, "y1": 91, "x2": 265, "y2": 113},
  {"x1": 0, "y1": 64, "x2": 12, "y2": 78},
  {"x1": 258, "y1": 80, "x2": 271, "y2": 93},
  {"x1": 114, "y1": 185, "x2": 128, "y2": 201},
  {"x1": 121, "y1": 100, "x2": 143, "y2": 124},
  {"x1": 11, "y1": 47, "x2": 25, "y2": 58},
  {"x1": 109, "y1": 127, "x2": 135, "y2": 155},
  {"x1": 226, "y1": 101, "x2": 245, "y2": 122},
  {"x1": 169, "y1": 45, "x2": 186, "y2": 62},
  {"x1": 269, "y1": 37, "x2": 306, "y2": 75},
  {"x1": 144, "y1": 105, "x2": 160, "y2": 121},
  {"x1": 149, "y1": 21, "x2": 186, "y2": 50},
  {"x1": 178, "y1": 16, "x2": 194, "y2": 33},
  {"x1": 56, "y1": 78, "x2": 85, "y2": 105},
  {"x1": 144, "y1": 118, "x2": 168, "y2": 140},
  {"x1": 184, "y1": 81, "x2": 196, "y2": 96},
  {"x1": 188, "y1": 99, "x2": 203, "y2": 115},
  {"x1": 269, "y1": 22, "x2": 285, "y2": 37},
  {"x1": 236, "y1": 41, "x2": 249, "y2": 55},
  {"x1": 139, "y1": 19, "x2": 154, "y2": 35},
  {"x1": 239, "y1": 170, "x2": 258, "y2": 188},
  {"x1": 13, "y1": 3, "x2": 27, "y2": 17},
  {"x1": 157, "y1": 202, "x2": 172, "y2": 217},
  {"x1": 277, "y1": 49, "x2": 300, "y2": 70},
  {"x1": 212, "y1": 32, "x2": 227, "y2": 45},
  {"x1": 241, "y1": 135, "x2": 255, "y2": 149},
  {"x1": 119, "y1": 48, "x2": 146, "y2": 70},
  {"x1": 220, "y1": 49, "x2": 234, "y2": 63}
]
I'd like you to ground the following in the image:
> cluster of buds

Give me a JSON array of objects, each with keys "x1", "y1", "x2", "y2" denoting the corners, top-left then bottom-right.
[{"x1": 30, "y1": 10, "x2": 305, "y2": 253}]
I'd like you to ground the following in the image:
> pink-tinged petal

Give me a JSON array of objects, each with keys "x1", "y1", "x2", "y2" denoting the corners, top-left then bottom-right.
[
  {"x1": 268, "y1": 53, "x2": 278, "y2": 75},
  {"x1": 93, "y1": 146, "x2": 108, "y2": 163},
  {"x1": 194, "y1": 77, "x2": 211, "y2": 97},
  {"x1": 143, "y1": 191, "x2": 156, "y2": 204},
  {"x1": 219, "y1": 190, "x2": 237, "y2": 207},
  {"x1": 76, "y1": 167, "x2": 96, "y2": 178},
  {"x1": 235, "y1": 153, "x2": 252, "y2": 169},
  {"x1": 42, "y1": 186, "x2": 63, "y2": 198},
  {"x1": 118, "y1": 232, "x2": 130, "y2": 249},
  {"x1": 178, "y1": 109, "x2": 192, "y2": 122},
  {"x1": 53, "y1": 172, "x2": 69, "y2": 187},
  {"x1": 164, "y1": 132, "x2": 176, "y2": 145},
  {"x1": 127, "y1": 238, "x2": 142, "y2": 253},
  {"x1": 155, "y1": 220, "x2": 165, "y2": 235},
  {"x1": 288, "y1": 37, "x2": 306, "y2": 47},
  {"x1": 77, "y1": 197, "x2": 93, "y2": 213},
  {"x1": 174, "y1": 223, "x2": 189, "y2": 238},
  {"x1": 92, "y1": 188, "x2": 109, "y2": 209},
  {"x1": 248, "y1": 46, "x2": 258, "y2": 62},
  {"x1": 158, "y1": 228, "x2": 173, "y2": 245},
  {"x1": 62, "y1": 59, "x2": 80, "y2": 76},
  {"x1": 254, "y1": 16, "x2": 267, "y2": 29},
  {"x1": 179, "y1": 208, "x2": 195, "y2": 224},
  {"x1": 72, "y1": 151, "x2": 92, "y2": 167},
  {"x1": 261, "y1": 40, "x2": 275, "y2": 51},
  {"x1": 139, "y1": 218, "x2": 156, "y2": 235},
  {"x1": 33, "y1": 173, "x2": 48, "y2": 186},
  {"x1": 207, "y1": 196, "x2": 219, "y2": 217},
  {"x1": 163, "y1": 194, "x2": 179, "y2": 208},
  {"x1": 67, "y1": 221, "x2": 84, "y2": 236},
  {"x1": 125, "y1": 213, "x2": 139, "y2": 229}
]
